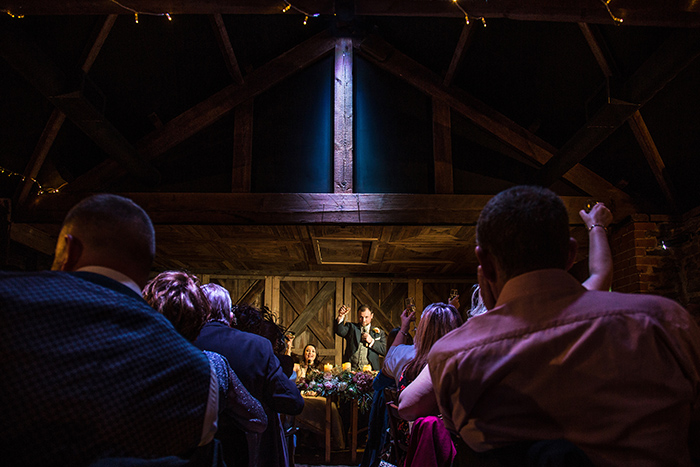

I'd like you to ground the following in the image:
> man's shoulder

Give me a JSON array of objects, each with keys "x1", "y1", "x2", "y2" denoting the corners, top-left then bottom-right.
[
  {"x1": 582, "y1": 289, "x2": 689, "y2": 321},
  {"x1": 429, "y1": 323, "x2": 470, "y2": 360},
  {"x1": 1, "y1": 270, "x2": 72, "y2": 289},
  {"x1": 0, "y1": 270, "x2": 145, "y2": 307},
  {"x1": 201, "y1": 323, "x2": 275, "y2": 350}
]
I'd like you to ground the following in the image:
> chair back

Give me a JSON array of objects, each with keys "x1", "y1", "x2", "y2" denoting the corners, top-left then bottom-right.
[
  {"x1": 383, "y1": 387, "x2": 409, "y2": 465},
  {"x1": 281, "y1": 414, "x2": 298, "y2": 467}
]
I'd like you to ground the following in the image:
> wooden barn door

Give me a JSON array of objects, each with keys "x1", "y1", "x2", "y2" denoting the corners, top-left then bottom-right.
[
  {"x1": 345, "y1": 278, "x2": 414, "y2": 368},
  {"x1": 202, "y1": 274, "x2": 266, "y2": 308},
  {"x1": 422, "y1": 279, "x2": 476, "y2": 321},
  {"x1": 278, "y1": 277, "x2": 342, "y2": 366}
]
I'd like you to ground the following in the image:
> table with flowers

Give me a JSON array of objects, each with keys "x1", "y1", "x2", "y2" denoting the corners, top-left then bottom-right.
[{"x1": 296, "y1": 363, "x2": 376, "y2": 463}]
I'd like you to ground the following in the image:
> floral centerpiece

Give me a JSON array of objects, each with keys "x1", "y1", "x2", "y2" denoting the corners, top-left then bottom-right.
[{"x1": 297, "y1": 365, "x2": 376, "y2": 412}]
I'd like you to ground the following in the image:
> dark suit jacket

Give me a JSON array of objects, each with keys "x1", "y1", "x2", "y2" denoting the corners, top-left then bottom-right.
[
  {"x1": 334, "y1": 320, "x2": 387, "y2": 370},
  {"x1": 0, "y1": 270, "x2": 212, "y2": 466},
  {"x1": 194, "y1": 322, "x2": 304, "y2": 467}
]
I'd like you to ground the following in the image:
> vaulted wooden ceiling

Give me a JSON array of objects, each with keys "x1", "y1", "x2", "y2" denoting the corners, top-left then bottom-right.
[{"x1": 1, "y1": 1, "x2": 699, "y2": 277}]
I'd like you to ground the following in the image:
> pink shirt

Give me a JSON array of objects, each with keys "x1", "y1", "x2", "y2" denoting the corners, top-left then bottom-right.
[{"x1": 429, "y1": 269, "x2": 700, "y2": 466}]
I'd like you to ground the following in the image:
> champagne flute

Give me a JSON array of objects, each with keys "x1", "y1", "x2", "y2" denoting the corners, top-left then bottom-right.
[{"x1": 405, "y1": 297, "x2": 416, "y2": 313}]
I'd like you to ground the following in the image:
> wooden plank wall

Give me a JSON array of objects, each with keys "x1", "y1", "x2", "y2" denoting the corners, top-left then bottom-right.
[{"x1": 202, "y1": 273, "x2": 474, "y2": 366}]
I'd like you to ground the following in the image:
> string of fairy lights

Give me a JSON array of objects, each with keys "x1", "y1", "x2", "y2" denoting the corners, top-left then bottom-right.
[
  {"x1": 108, "y1": 0, "x2": 172, "y2": 23},
  {"x1": 0, "y1": 166, "x2": 67, "y2": 196},
  {"x1": 452, "y1": 0, "x2": 487, "y2": 26},
  {"x1": 3, "y1": 1, "x2": 625, "y2": 27}
]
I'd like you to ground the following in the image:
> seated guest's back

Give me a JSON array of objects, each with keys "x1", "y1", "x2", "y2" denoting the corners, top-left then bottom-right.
[
  {"x1": 0, "y1": 194, "x2": 217, "y2": 466},
  {"x1": 429, "y1": 185, "x2": 700, "y2": 466},
  {"x1": 195, "y1": 290, "x2": 304, "y2": 467},
  {"x1": 143, "y1": 271, "x2": 267, "y2": 436}
]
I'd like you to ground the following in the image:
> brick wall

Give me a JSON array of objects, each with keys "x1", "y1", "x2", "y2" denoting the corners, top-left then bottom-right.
[{"x1": 610, "y1": 210, "x2": 700, "y2": 323}]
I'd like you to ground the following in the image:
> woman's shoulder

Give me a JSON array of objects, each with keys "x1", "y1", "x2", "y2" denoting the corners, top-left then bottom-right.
[
  {"x1": 386, "y1": 344, "x2": 416, "y2": 359},
  {"x1": 203, "y1": 350, "x2": 232, "y2": 394}
]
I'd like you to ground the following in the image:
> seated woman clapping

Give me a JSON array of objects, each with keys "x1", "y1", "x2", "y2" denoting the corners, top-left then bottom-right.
[{"x1": 143, "y1": 271, "x2": 267, "y2": 434}]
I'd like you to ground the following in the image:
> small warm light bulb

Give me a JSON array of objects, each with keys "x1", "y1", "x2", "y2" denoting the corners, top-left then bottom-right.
[
  {"x1": 303, "y1": 15, "x2": 308, "y2": 25},
  {"x1": 134, "y1": 12, "x2": 139, "y2": 23},
  {"x1": 282, "y1": 4, "x2": 291, "y2": 12},
  {"x1": 481, "y1": 17, "x2": 487, "y2": 27},
  {"x1": 464, "y1": 14, "x2": 469, "y2": 24},
  {"x1": 166, "y1": 13, "x2": 172, "y2": 21}
]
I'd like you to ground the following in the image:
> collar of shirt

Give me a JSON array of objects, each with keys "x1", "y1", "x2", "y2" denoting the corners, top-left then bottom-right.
[
  {"x1": 496, "y1": 269, "x2": 584, "y2": 308},
  {"x1": 76, "y1": 266, "x2": 142, "y2": 296}
]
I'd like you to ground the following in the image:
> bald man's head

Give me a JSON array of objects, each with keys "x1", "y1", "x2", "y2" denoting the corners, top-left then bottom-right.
[{"x1": 52, "y1": 194, "x2": 155, "y2": 287}]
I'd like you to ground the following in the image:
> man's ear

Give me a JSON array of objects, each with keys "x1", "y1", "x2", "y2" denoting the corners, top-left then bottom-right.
[
  {"x1": 475, "y1": 246, "x2": 497, "y2": 283},
  {"x1": 565, "y1": 237, "x2": 578, "y2": 271},
  {"x1": 60, "y1": 234, "x2": 84, "y2": 271}
]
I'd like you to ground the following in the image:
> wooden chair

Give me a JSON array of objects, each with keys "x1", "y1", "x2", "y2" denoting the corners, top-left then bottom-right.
[
  {"x1": 281, "y1": 414, "x2": 298, "y2": 467},
  {"x1": 383, "y1": 387, "x2": 409, "y2": 466}
]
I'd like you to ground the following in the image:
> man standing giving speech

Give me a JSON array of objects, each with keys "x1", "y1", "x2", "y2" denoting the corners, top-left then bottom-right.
[{"x1": 335, "y1": 304, "x2": 386, "y2": 370}]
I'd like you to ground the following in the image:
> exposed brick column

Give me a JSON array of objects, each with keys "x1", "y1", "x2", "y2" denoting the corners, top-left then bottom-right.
[{"x1": 610, "y1": 214, "x2": 667, "y2": 294}]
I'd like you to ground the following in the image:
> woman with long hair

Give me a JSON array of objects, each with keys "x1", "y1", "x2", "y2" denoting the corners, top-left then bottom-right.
[{"x1": 398, "y1": 302, "x2": 462, "y2": 392}]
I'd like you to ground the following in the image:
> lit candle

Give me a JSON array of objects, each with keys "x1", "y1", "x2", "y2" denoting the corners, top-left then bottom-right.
[
  {"x1": 342, "y1": 362, "x2": 351, "y2": 372},
  {"x1": 323, "y1": 363, "x2": 333, "y2": 372},
  {"x1": 362, "y1": 364, "x2": 372, "y2": 372}
]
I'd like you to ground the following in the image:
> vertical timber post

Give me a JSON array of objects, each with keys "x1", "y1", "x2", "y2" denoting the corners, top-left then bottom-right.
[{"x1": 334, "y1": 38, "x2": 353, "y2": 193}]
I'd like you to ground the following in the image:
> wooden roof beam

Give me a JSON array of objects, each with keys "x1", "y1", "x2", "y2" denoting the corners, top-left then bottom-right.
[
  {"x1": 578, "y1": 22, "x2": 613, "y2": 78},
  {"x1": 210, "y1": 13, "x2": 244, "y2": 85},
  {"x1": 628, "y1": 111, "x2": 678, "y2": 211},
  {"x1": 21, "y1": 193, "x2": 609, "y2": 225},
  {"x1": 0, "y1": 18, "x2": 160, "y2": 188},
  {"x1": 579, "y1": 21, "x2": 679, "y2": 212},
  {"x1": 66, "y1": 29, "x2": 337, "y2": 192},
  {"x1": 536, "y1": 28, "x2": 700, "y2": 188},
  {"x1": 15, "y1": 15, "x2": 117, "y2": 208},
  {"x1": 536, "y1": 99, "x2": 640, "y2": 187},
  {"x1": 443, "y1": 22, "x2": 474, "y2": 87},
  {"x1": 355, "y1": 33, "x2": 635, "y2": 214}
]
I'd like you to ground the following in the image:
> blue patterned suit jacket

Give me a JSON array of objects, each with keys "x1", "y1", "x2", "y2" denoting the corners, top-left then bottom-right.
[{"x1": 0, "y1": 270, "x2": 213, "y2": 466}]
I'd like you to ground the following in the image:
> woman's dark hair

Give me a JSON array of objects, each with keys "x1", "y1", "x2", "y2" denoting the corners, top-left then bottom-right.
[
  {"x1": 302, "y1": 343, "x2": 320, "y2": 367},
  {"x1": 233, "y1": 304, "x2": 286, "y2": 355},
  {"x1": 143, "y1": 271, "x2": 211, "y2": 342},
  {"x1": 232, "y1": 303, "x2": 263, "y2": 333}
]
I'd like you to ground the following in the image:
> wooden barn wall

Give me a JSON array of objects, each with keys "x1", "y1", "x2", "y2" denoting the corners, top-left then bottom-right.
[{"x1": 201, "y1": 273, "x2": 474, "y2": 366}]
